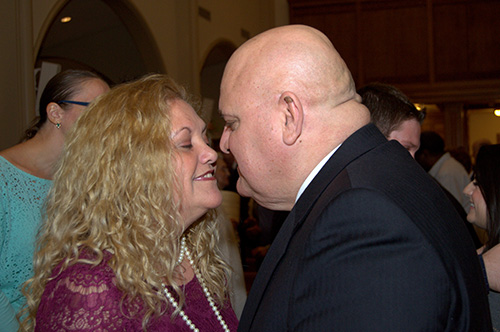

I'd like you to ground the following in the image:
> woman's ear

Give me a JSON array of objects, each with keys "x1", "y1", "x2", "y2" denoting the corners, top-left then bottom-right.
[
  {"x1": 46, "y1": 102, "x2": 63, "y2": 128},
  {"x1": 280, "y1": 92, "x2": 303, "y2": 145}
]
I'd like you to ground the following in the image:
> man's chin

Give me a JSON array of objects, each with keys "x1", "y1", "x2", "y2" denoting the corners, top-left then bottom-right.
[
  {"x1": 236, "y1": 179, "x2": 284, "y2": 210},
  {"x1": 236, "y1": 179, "x2": 253, "y2": 198}
]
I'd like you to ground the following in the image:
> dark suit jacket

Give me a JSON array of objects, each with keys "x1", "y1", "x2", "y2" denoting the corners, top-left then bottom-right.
[
  {"x1": 438, "y1": 183, "x2": 483, "y2": 249},
  {"x1": 238, "y1": 124, "x2": 491, "y2": 332}
]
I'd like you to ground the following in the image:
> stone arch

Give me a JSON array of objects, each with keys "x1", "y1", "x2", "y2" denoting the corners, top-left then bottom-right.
[
  {"x1": 35, "y1": 0, "x2": 165, "y2": 84},
  {"x1": 200, "y1": 40, "x2": 237, "y2": 140}
]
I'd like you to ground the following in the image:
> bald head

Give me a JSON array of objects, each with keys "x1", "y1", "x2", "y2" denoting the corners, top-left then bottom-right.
[
  {"x1": 222, "y1": 25, "x2": 360, "y2": 112},
  {"x1": 218, "y1": 25, "x2": 369, "y2": 210}
]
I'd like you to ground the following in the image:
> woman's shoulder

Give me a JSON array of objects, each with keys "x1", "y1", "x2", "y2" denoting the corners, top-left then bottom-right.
[
  {"x1": 36, "y1": 251, "x2": 137, "y2": 331},
  {"x1": 0, "y1": 155, "x2": 16, "y2": 178},
  {"x1": 0, "y1": 146, "x2": 25, "y2": 175},
  {"x1": 0, "y1": 155, "x2": 51, "y2": 232},
  {"x1": 0, "y1": 154, "x2": 51, "y2": 186},
  {"x1": 49, "y1": 250, "x2": 116, "y2": 290},
  {"x1": 41, "y1": 250, "x2": 117, "y2": 305}
]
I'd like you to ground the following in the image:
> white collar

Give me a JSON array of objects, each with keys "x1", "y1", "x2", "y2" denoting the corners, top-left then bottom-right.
[{"x1": 295, "y1": 143, "x2": 342, "y2": 203}]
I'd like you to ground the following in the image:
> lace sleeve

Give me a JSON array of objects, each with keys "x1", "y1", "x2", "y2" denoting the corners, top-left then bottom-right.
[{"x1": 35, "y1": 258, "x2": 140, "y2": 331}]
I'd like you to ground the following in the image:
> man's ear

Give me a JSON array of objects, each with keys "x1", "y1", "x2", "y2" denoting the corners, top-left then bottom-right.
[
  {"x1": 280, "y1": 92, "x2": 303, "y2": 145},
  {"x1": 46, "y1": 102, "x2": 63, "y2": 126}
]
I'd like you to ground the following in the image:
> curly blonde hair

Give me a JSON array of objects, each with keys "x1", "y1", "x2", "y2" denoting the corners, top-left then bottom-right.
[{"x1": 21, "y1": 74, "x2": 230, "y2": 331}]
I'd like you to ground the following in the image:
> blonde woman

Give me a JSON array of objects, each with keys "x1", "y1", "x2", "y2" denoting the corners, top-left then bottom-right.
[{"x1": 21, "y1": 74, "x2": 238, "y2": 331}]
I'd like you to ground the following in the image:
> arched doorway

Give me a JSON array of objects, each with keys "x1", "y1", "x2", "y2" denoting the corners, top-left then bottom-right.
[
  {"x1": 200, "y1": 41, "x2": 236, "y2": 141},
  {"x1": 36, "y1": 0, "x2": 165, "y2": 85}
]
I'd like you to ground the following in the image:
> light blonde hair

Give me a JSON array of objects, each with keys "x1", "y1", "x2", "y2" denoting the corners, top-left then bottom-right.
[{"x1": 21, "y1": 74, "x2": 230, "y2": 331}]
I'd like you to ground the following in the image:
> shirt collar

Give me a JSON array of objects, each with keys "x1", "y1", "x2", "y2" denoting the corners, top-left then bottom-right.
[{"x1": 295, "y1": 143, "x2": 342, "y2": 203}]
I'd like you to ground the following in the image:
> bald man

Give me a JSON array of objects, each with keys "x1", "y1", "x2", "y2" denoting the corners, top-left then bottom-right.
[{"x1": 219, "y1": 25, "x2": 491, "y2": 331}]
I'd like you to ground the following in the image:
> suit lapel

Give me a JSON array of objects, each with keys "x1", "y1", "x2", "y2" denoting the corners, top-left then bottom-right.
[
  {"x1": 237, "y1": 207, "x2": 297, "y2": 331},
  {"x1": 238, "y1": 124, "x2": 387, "y2": 331}
]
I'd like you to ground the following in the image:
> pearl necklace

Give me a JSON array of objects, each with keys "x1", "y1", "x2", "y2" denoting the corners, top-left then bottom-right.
[
  {"x1": 177, "y1": 236, "x2": 187, "y2": 265},
  {"x1": 162, "y1": 237, "x2": 231, "y2": 332}
]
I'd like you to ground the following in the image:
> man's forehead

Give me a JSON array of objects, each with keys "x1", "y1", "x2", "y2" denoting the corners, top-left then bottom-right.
[
  {"x1": 218, "y1": 95, "x2": 240, "y2": 117},
  {"x1": 219, "y1": 84, "x2": 250, "y2": 116}
]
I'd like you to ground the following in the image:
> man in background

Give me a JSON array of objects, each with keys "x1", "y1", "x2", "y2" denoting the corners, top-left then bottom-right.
[
  {"x1": 358, "y1": 82, "x2": 482, "y2": 248},
  {"x1": 416, "y1": 131, "x2": 471, "y2": 211},
  {"x1": 357, "y1": 82, "x2": 425, "y2": 157}
]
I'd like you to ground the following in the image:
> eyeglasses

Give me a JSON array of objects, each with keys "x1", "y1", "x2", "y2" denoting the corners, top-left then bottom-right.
[{"x1": 58, "y1": 100, "x2": 90, "y2": 107}]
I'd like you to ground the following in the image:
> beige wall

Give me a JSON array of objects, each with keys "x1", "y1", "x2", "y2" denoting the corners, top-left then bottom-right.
[
  {"x1": 0, "y1": 0, "x2": 287, "y2": 150},
  {"x1": 1, "y1": 0, "x2": 35, "y2": 149},
  {"x1": 197, "y1": 0, "x2": 274, "y2": 66},
  {"x1": 468, "y1": 109, "x2": 500, "y2": 152}
]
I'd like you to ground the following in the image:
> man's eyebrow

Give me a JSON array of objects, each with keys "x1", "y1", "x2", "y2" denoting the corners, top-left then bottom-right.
[{"x1": 219, "y1": 112, "x2": 238, "y2": 120}]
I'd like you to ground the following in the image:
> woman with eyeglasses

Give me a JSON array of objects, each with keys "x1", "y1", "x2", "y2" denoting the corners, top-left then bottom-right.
[
  {"x1": 0, "y1": 69, "x2": 109, "y2": 331},
  {"x1": 463, "y1": 144, "x2": 500, "y2": 330}
]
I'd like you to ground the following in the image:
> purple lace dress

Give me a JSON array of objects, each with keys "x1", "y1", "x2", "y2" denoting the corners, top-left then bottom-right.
[{"x1": 35, "y1": 251, "x2": 239, "y2": 331}]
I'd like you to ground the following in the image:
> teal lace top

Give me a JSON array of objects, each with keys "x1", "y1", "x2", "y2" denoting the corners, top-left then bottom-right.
[{"x1": 0, "y1": 156, "x2": 51, "y2": 331}]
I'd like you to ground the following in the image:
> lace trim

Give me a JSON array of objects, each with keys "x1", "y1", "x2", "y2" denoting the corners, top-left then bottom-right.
[{"x1": 35, "y1": 251, "x2": 239, "y2": 331}]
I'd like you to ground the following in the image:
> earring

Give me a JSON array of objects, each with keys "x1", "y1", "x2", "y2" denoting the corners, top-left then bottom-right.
[{"x1": 56, "y1": 123, "x2": 61, "y2": 129}]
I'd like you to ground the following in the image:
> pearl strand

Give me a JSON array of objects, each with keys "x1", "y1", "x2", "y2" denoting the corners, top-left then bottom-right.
[
  {"x1": 162, "y1": 237, "x2": 231, "y2": 332},
  {"x1": 177, "y1": 236, "x2": 187, "y2": 265}
]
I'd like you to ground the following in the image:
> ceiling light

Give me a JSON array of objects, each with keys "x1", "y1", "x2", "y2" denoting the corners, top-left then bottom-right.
[
  {"x1": 60, "y1": 16, "x2": 72, "y2": 23},
  {"x1": 494, "y1": 109, "x2": 500, "y2": 117},
  {"x1": 414, "y1": 103, "x2": 425, "y2": 112}
]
